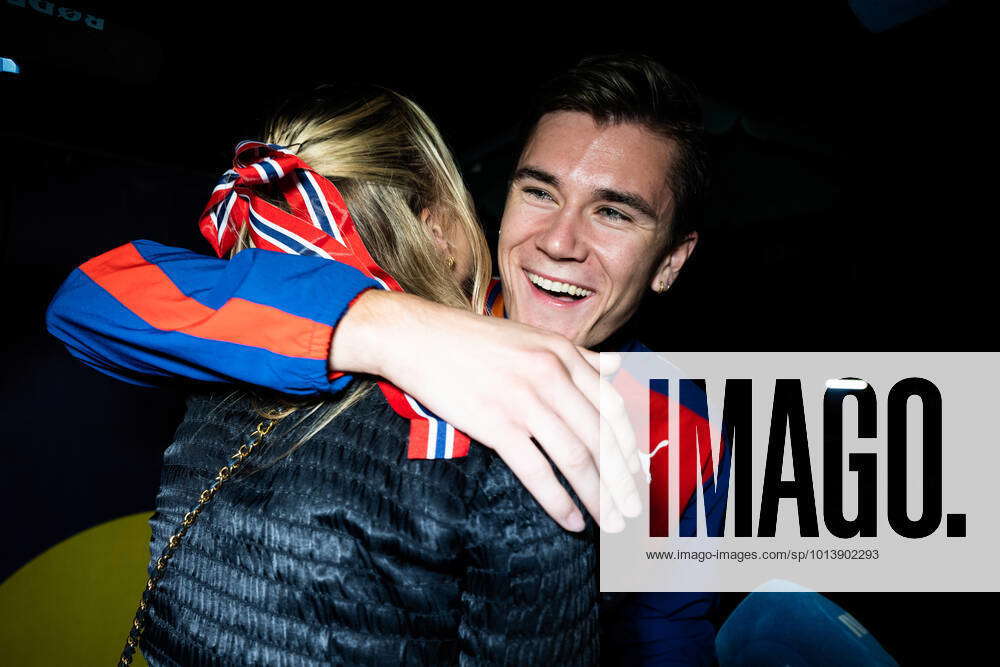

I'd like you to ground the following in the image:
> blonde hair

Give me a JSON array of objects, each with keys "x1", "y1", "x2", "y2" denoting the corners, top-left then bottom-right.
[{"x1": 233, "y1": 84, "x2": 491, "y2": 452}]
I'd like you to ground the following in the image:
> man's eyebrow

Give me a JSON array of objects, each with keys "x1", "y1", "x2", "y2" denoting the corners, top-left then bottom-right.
[
  {"x1": 512, "y1": 166, "x2": 560, "y2": 187},
  {"x1": 594, "y1": 188, "x2": 659, "y2": 220}
]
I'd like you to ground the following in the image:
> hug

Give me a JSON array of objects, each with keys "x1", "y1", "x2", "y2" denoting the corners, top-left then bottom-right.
[{"x1": 47, "y1": 54, "x2": 725, "y2": 665}]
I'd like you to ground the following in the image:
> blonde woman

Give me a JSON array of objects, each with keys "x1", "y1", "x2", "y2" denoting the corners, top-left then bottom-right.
[{"x1": 90, "y1": 85, "x2": 599, "y2": 665}]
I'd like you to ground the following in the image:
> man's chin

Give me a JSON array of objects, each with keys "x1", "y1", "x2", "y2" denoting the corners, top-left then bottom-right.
[
  {"x1": 507, "y1": 287, "x2": 597, "y2": 343},
  {"x1": 518, "y1": 310, "x2": 589, "y2": 345}
]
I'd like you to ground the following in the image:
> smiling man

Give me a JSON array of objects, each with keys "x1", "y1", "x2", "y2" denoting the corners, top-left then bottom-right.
[
  {"x1": 501, "y1": 112, "x2": 694, "y2": 348},
  {"x1": 48, "y1": 54, "x2": 722, "y2": 664},
  {"x1": 488, "y1": 58, "x2": 719, "y2": 666}
]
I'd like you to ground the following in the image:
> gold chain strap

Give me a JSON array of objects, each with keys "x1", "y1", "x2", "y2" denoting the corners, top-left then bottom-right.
[{"x1": 119, "y1": 419, "x2": 276, "y2": 666}]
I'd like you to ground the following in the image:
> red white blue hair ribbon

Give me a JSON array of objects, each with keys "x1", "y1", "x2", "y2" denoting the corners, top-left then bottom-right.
[{"x1": 199, "y1": 141, "x2": 471, "y2": 459}]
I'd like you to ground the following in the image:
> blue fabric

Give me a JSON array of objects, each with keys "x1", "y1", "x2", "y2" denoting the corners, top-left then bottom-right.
[
  {"x1": 46, "y1": 241, "x2": 379, "y2": 395},
  {"x1": 143, "y1": 390, "x2": 600, "y2": 665},
  {"x1": 132, "y1": 239, "x2": 382, "y2": 332},
  {"x1": 716, "y1": 590, "x2": 898, "y2": 666}
]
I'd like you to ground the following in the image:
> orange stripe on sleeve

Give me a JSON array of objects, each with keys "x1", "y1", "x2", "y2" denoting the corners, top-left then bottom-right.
[{"x1": 80, "y1": 243, "x2": 331, "y2": 360}]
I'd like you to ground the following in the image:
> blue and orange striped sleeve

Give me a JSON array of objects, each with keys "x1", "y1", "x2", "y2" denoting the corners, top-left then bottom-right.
[{"x1": 45, "y1": 240, "x2": 381, "y2": 395}]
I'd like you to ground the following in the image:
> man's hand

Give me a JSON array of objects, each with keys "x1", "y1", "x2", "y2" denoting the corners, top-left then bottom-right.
[{"x1": 331, "y1": 290, "x2": 641, "y2": 533}]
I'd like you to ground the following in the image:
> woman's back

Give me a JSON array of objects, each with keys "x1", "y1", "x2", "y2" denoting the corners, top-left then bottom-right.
[{"x1": 142, "y1": 390, "x2": 598, "y2": 666}]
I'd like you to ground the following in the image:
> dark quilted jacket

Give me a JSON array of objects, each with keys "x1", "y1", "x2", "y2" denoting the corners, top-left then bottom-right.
[{"x1": 140, "y1": 390, "x2": 599, "y2": 665}]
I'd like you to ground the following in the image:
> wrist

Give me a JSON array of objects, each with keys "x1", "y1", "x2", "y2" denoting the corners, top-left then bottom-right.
[
  {"x1": 329, "y1": 289, "x2": 389, "y2": 376},
  {"x1": 330, "y1": 289, "x2": 426, "y2": 377}
]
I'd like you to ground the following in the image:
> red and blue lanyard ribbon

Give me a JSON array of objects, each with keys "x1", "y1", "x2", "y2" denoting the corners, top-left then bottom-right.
[{"x1": 199, "y1": 141, "x2": 470, "y2": 459}]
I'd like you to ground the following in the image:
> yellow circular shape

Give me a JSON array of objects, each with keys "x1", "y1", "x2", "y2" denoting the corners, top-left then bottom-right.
[{"x1": 0, "y1": 512, "x2": 154, "y2": 666}]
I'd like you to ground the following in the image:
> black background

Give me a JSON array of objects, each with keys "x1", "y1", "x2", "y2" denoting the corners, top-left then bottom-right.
[{"x1": 0, "y1": 1, "x2": 990, "y2": 663}]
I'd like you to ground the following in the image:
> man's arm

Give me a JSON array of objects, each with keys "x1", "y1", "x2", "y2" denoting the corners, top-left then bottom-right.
[
  {"x1": 333, "y1": 289, "x2": 641, "y2": 531},
  {"x1": 46, "y1": 240, "x2": 380, "y2": 394},
  {"x1": 47, "y1": 240, "x2": 638, "y2": 533}
]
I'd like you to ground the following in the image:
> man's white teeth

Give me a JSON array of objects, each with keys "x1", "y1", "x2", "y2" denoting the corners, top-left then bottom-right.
[{"x1": 526, "y1": 272, "x2": 593, "y2": 297}]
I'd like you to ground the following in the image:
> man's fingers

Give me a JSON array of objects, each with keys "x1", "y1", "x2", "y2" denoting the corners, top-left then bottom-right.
[
  {"x1": 601, "y1": 378, "x2": 639, "y2": 474},
  {"x1": 493, "y1": 435, "x2": 586, "y2": 532},
  {"x1": 576, "y1": 346, "x2": 601, "y2": 372},
  {"x1": 536, "y1": 354, "x2": 602, "y2": 459},
  {"x1": 560, "y1": 351, "x2": 603, "y2": 418},
  {"x1": 525, "y1": 406, "x2": 626, "y2": 532},
  {"x1": 600, "y1": 413, "x2": 642, "y2": 520},
  {"x1": 599, "y1": 477, "x2": 625, "y2": 533},
  {"x1": 599, "y1": 352, "x2": 621, "y2": 376},
  {"x1": 537, "y1": 345, "x2": 639, "y2": 524}
]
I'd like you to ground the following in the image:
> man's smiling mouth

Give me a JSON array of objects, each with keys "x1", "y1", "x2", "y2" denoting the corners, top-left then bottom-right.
[{"x1": 525, "y1": 271, "x2": 594, "y2": 301}]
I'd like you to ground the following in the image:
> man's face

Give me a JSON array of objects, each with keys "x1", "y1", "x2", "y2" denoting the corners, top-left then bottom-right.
[{"x1": 498, "y1": 111, "x2": 691, "y2": 348}]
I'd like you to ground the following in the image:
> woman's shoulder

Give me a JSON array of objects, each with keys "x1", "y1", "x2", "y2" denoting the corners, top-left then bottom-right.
[
  {"x1": 173, "y1": 388, "x2": 409, "y2": 453},
  {"x1": 451, "y1": 444, "x2": 600, "y2": 664},
  {"x1": 171, "y1": 388, "x2": 488, "y2": 507}
]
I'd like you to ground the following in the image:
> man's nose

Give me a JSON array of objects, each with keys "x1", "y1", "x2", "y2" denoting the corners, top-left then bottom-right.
[{"x1": 534, "y1": 208, "x2": 588, "y2": 261}]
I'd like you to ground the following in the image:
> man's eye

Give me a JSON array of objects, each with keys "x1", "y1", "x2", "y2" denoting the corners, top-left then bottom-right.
[
  {"x1": 598, "y1": 207, "x2": 631, "y2": 222},
  {"x1": 524, "y1": 187, "x2": 554, "y2": 201}
]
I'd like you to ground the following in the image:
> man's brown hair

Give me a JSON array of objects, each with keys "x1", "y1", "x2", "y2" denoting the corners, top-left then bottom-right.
[{"x1": 522, "y1": 54, "x2": 710, "y2": 249}]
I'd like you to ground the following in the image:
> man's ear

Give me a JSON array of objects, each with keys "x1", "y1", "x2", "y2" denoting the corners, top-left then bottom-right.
[
  {"x1": 420, "y1": 207, "x2": 450, "y2": 255},
  {"x1": 650, "y1": 231, "x2": 698, "y2": 292}
]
